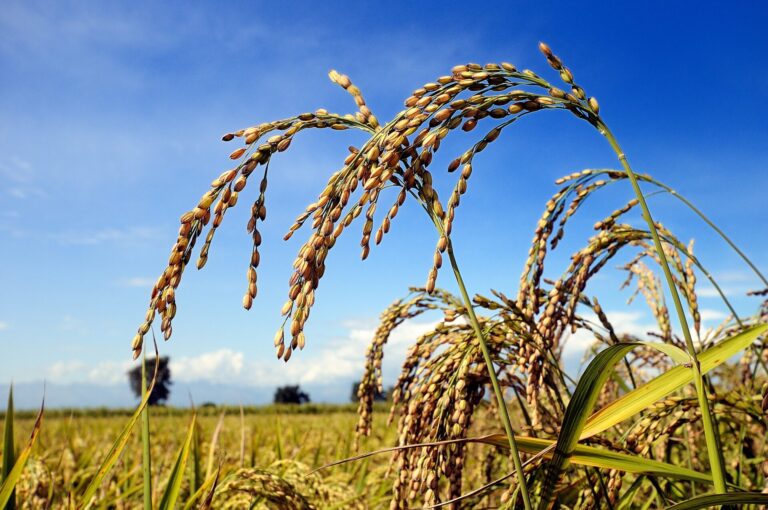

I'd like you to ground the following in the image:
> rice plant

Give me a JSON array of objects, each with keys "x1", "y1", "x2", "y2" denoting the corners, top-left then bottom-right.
[
  {"x1": 120, "y1": 42, "x2": 768, "y2": 508},
  {"x1": 1, "y1": 42, "x2": 765, "y2": 509}
]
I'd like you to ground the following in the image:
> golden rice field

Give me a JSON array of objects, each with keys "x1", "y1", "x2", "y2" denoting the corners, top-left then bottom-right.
[{"x1": 5, "y1": 406, "x2": 522, "y2": 509}]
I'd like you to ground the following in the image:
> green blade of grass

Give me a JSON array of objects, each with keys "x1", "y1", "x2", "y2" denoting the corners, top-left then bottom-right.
[
  {"x1": 141, "y1": 351, "x2": 152, "y2": 510},
  {"x1": 664, "y1": 493, "x2": 768, "y2": 509},
  {"x1": 615, "y1": 476, "x2": 646, "y2": 510},
  {"x1": 582, "y1": 324, "x2": 767, "y2": 439},
  {"x1": 182, "y1": 467, "x2": 219, "y2": 510},
  {"x1": 158, "y1": 414, "x2": 197, "y2": 510},
  {"x1": 0, "y1": 399, "x2": 43, "y2": 508},
  {"x1": 1, "y1": 386, "x2": 15, "y2": 510},
  {"x1": 190, "y1": 418, "x2": 201, "y2": 494},
  {"x1": 275, "y1": 415, "x2": 284, "y2": 461},
  {"x1": 78, "y1": 352, "x2": 160, "y2": 510},
  {"x1": 238, "y1": 404, "x2": 245, "y2": 468}
]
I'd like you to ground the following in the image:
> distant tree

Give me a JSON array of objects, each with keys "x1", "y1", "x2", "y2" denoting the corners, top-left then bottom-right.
[
  {"x1": 127, "y1": 356, "x2": 172, "y2": 405},
  {"x1": 273, "y1": 385, "x2": 310, "y2": 404},
  {"x1": 350, "y1": 381, "x2": 389, "y2": 403}
]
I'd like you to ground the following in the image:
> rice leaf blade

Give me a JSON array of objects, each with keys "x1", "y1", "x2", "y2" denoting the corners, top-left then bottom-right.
[
  {"x1": 0, "y1": 399, "x2": 43, "y2": 508},
  {"x1": 181, "y1": 467, "x2": 219, "y2": 510},
  {"x1": 141, "y1": 352, "x2": 152, "y2": 509},
  {"x1": 78, "y1": 353, "x2": 160, "y2": 510},
  {"x1": 1, "y1": 387, "x2": 15, "y2": 510},
  {"x1": 477, "y1": 435, "x2": 711, "y2": 483},
  {"x1": 538, "y1": 339, "x2": 710, "y2": 509},
  {"x1": 664, "y1": 492, "x2": 768, "y2": 509},
  {"x1": 158, "y1": 414, "x2": 197, "y2": 510},
  {"x1": 582, "y1": 324, "x2": 767, "y2": 439}
]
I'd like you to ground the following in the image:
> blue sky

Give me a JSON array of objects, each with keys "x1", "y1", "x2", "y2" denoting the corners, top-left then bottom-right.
[{"x1": 1, "y1": 1, "x2": 767, "y2": 407}]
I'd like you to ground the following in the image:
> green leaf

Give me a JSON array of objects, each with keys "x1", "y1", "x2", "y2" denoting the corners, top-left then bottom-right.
[
  {"x1": 0, "y1": 399, "x2": 43, "y2": 509},
  {"x1": 78, "y1": 354, "x2": 160, "y2": 510},
  {"x1": 486, "y1": 434, "x2": 712, "y2": 483},
  {"x1": 182, "y1": 467, "x2": 220, "y2": 510},
  {"x1": 190, "y1": 419, "x2": 201, "y2": 493},
  {"x1": 582, "y1": 324, "x2": 767, "y2": 439},
  {"x1": 141, "y1": 352, "x2": 152, "y2": 509},
  {"x1": 539, "y1": 340, "x2": 699, "y2": 509},
  {"x1": 2, "y1": 387, "x2": 15, "y2": 510},
  {"x1": 477, "y1": 435, "x2": 711, "y2": 483},
  {"x1": 534, "y1": 325, "x2": 766, "y2": 509},
  {"x1": 664, "y1": 492, "x2": 768, "y2": 509},
  {"x1": 615, "y1": 476, "x2": 646, "y2": 510},
  {"x1": 158, "y1": 414, "x2": 197, "y2": 510}
]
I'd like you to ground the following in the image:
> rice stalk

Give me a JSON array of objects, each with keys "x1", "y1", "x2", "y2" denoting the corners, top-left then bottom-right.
[{"x1": 127, "y1": 42, "x2": 768, "y2": 508}]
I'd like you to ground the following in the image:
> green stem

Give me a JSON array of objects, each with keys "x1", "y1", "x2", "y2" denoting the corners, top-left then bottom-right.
[
  {"x1": 651, "y1": 181, "x2": 768, "y2": 287},
  {"x1": 141, "y1": 350, "x2": 153, "y2": 509},
  {"x1": 598, "y1": 121, "x2": 728, "y2": 493},
  {"x1": 446, "y1": 243, "x2": 533, "y2": 510}
]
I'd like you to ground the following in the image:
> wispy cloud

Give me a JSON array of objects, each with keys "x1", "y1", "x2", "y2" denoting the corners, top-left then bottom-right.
[
  {"x1": 118, "y1": 277, "x2": 156, "y2": 288},
  {"x1": 47, "y1": 359, "x2": 133, "y2": 385},
  {"x1": 0, "y1": 157, "x2": 44, "y2": 201},
  {"x1": 697, "y1": 285, "x2": 753, "y2": 298},
  {"x1": 58, "y1": 315, "x2": 88, "y2": 335},
  {"x1": 562, "y1": 310, "x2": 657, "y2": 360},
  {"x1": 699, "y1": 308, "x2": 728, "y2": 322},
  {"x1": 7, "y1": 186, "x2": 46, "y2": 200},
  {"x1": 53, "y1": 226, "x2": 164, "y2": 246},
  {"x1": 279, "y1": 320, "x2": 441, "y2": 385},
  {"x1": 1, "y1": 223, "x2": 166, "y2": 246},
  {"x1": 43, "y1": 318, "x2": 440, "y2": 388},
  {"x1": 0, "y1": 322, "x2": 8, "y2": 331},
  {"x1": 0, "y1": 2, "x2": 183, "y2": 88},
  {"x1": 169, "y1": 319, "x2": 440, "y2": 387},
  {"x1": 0, "y1": 156, "x2": 33, "y2": 182},
  {"x1": 171, "y1": 350, "x2": 245, "y2": 383}
]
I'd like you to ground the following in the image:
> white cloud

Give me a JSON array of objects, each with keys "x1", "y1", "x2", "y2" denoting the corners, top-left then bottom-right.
[
  {"x1": 699, "y1": 308, "x2": 728, "y2": 322},
  {"x1": 53, "y1": 226, "x2": 164, "y2": 246},
  {"x1": 276, "y1": 320, "x2": 441, "y2": 386},
  {"x1": 41, "y1": 317, "x2": 442, "y2": 390},
  {"x1": 119, "y1": 277, "x2": 156, "y2": 288},
  {"x1": 716, "y1": 270, "x2": 754, "y2": 283},
  {"x1": 171, "y1": 349, "x2": 244, "y2": 383},
  {"x1": 562, "y1": 310, "x2": 656, "y2": 360},
  {"x1": 697, "y1": 286, "x2": 728, "y2": 298},
  {"x1": 0, "y1": 321, "x2": 8, "y2": 331},
  {"x1": 697, "y1": 285, "x2": 755, "y2": 298},
  {"x1": 47, "y1": 359, "x2": 132, "y2": 385}
]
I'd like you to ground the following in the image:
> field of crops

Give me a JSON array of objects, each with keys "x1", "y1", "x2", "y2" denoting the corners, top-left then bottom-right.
[{"x1": 4, "y1": 405, "x2": 523, "y2": 508}]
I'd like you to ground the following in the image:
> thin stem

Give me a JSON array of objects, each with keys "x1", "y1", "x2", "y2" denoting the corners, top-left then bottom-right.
[
  {"x1": 446, "y1": 243, "x2": 533, "y2": 510},
  {"x1": 598, "y1": 120, "x2": 728, "y2": 493},
  {"x1": 652, "y1": 182, "x2": 768, "y2": 287},
  {"x1": 141, "y1": 349, "x2": 152, "y2": 509}
]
